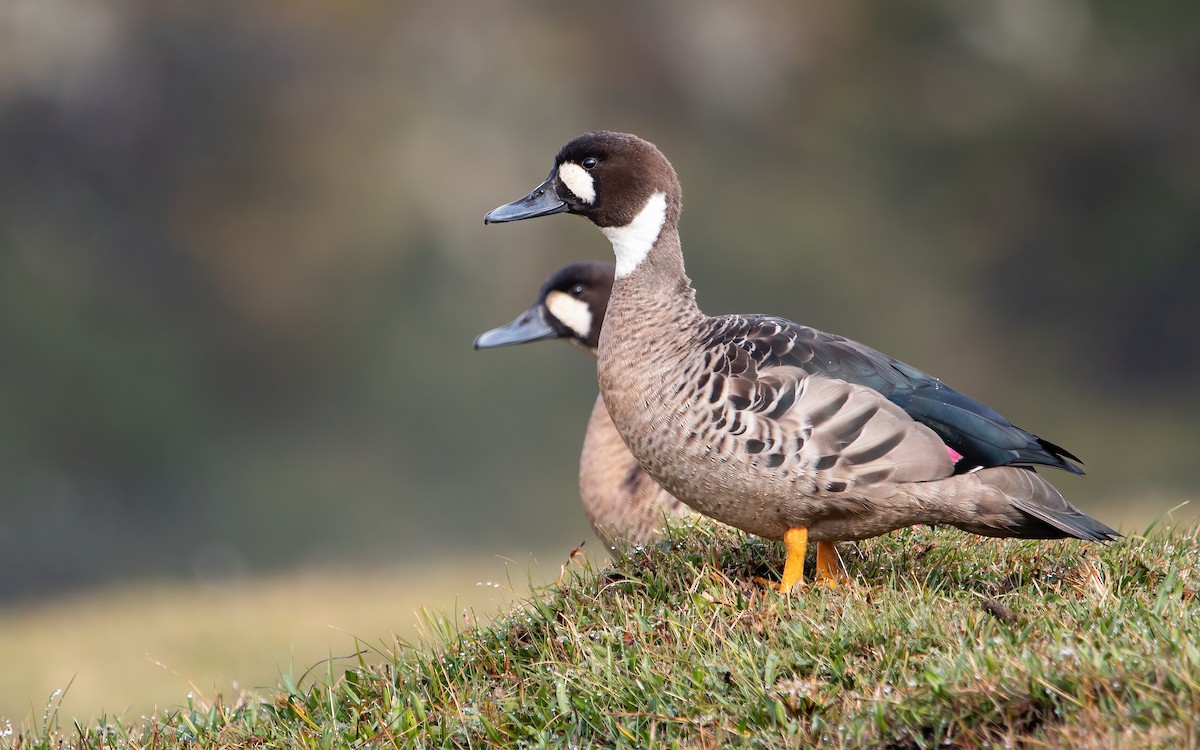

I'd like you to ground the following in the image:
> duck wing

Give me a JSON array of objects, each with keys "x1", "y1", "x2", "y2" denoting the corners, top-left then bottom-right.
[
  {"x1": 699, "y1": 315, "x2": 1083, "y2": 476},
  {"x1": 688, "y1": 329, "x2": 956, "y2": 491}
]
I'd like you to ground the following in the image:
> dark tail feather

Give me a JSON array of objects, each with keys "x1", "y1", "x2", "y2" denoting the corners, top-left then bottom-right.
[
  {"x1": 1035, "y1": 437, "x2": 1085, "y2": 476},
  {"x1": 953, "y1": 467, "x2": 1120, "y2": 542},
  {"x1": 1011, "y1": 498, "x2": 1121, "y2": 542}
]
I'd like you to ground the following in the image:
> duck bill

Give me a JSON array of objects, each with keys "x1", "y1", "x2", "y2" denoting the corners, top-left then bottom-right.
[
  {"x1": 473, "y1": 304, "x2": 561, "y2": 349},
  {"x1": 484, "y1": 175, "x2": 566, "y2": 224}
]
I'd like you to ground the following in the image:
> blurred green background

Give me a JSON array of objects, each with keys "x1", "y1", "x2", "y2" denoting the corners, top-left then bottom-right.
[{"x1": 1, "y1": 1, "x2": 1197, "y2": 601}]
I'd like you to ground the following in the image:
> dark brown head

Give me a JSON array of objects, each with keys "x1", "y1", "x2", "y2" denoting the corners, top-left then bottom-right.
[
  {"x1": 473, "y1": 261, "x2": 615, "y2": 353},
  {"x1": 483, "y1": 131, "x2": 682, "y2": 231}
]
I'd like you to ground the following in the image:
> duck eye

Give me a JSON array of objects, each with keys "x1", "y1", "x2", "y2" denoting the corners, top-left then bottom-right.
[{"x1": 581, "y1": 157, "x2": 598, "y2": 170}]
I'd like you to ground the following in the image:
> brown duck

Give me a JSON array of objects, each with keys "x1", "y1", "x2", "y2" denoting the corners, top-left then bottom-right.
[
  {"x1": 474, "y1": 261, "x2": 694, "y2": 550},
  {"x1": 485, "y1": 131, "x2": 1118, "y2": 590}
]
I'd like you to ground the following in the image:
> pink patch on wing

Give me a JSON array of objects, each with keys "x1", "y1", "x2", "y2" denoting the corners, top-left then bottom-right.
[{"x1": 946, "y1": 446, "x2": 964, "y2": 464}]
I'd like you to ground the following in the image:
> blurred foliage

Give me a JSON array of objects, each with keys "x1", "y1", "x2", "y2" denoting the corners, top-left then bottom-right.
[{"x1": 0, "y1": 0, "x2": 1196, "y2": 599}]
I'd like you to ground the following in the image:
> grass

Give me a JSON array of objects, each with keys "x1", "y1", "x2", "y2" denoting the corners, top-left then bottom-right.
[{"x1": 5, "y1": 517, "x2": 1200, "y2": 749}]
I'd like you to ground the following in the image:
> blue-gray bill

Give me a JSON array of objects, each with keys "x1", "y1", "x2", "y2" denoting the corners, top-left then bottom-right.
[
  {"x1": 473, "y1": 304, "x2": 560, "y2": 349},
  {"x1": 484, "y1": 175, "x2": 566, "y2": 224}
]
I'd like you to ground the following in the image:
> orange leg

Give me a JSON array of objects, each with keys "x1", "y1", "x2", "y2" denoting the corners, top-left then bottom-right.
[
  {"x1": 779, "y1": 527, "x2": 808, "y2": 592},
  {"x1": 815, "y1": 541, "x2": 849, "y2": 587}
]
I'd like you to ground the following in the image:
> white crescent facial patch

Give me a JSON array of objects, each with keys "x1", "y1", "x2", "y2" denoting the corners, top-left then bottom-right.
[
  {"x1": 545, "y1": 290, "x2": 593, "y2": 340},
  {"x1": 558, "y1": 162, "x2": 596, "y2": 204}
]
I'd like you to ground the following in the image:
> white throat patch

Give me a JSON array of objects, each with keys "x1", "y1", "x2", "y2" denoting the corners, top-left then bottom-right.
[
  {"x1": 545, "y1": 291, "x2": 593, "y2": 340},
  {"x1": 557, "y1": 163, "x2": 595, "y2": 204},
  {"x1": 602, "y1": 191, "x2": 667, "y2": 278}
]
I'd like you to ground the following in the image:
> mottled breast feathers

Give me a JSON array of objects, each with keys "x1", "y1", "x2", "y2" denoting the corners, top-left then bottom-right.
[{"x1": 686, "y1": 315, "x2": 1083, "y2": 483}]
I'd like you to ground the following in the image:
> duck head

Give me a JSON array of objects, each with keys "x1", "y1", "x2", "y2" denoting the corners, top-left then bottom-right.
[
  {"x1": 485, "y1": 131, "x2": 683, "y2": 278},
  {"x1": 473, "y1": 261, "x2": 615, "y2": 353}
]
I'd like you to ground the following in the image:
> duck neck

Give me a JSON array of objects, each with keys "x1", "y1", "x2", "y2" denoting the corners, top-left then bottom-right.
[{"x1": 598, "y1": 224, "x2": 703, "y2": 382}]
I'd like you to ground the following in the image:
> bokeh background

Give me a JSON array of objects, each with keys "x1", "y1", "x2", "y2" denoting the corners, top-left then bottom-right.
[{"x1": 1, "y1": 0, "x2": 1197, "y2": 724}]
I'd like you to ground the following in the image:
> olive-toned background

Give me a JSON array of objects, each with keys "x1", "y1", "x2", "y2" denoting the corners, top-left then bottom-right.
[{"x1": 2, "y1": 0, "x2": 1196, "y2": 603}]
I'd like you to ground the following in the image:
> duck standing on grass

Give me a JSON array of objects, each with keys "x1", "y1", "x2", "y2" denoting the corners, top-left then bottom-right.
[
  {"x1": 474, "y1": 261, "x2": 694, "y2": 551},
  {"x1": 484, "y1": 131, "x2": 1119, "y2": 591}
]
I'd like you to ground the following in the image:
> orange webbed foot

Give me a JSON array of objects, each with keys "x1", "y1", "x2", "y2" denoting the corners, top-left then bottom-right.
[
  {"x1": 778, "y1": 527, "x2": 809, "y2": 593},
  {"x1": 814, "y1": 540, "x2": 850, "y2": 588}
]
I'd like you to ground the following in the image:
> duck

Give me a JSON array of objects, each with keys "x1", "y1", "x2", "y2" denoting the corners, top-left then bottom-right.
[
  {"x1": 473, "y1": 261, "x2": 695, "y2": 551},
  {"x1": 484, "y1": 130, "x2": 1119, "y2": 591}
]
